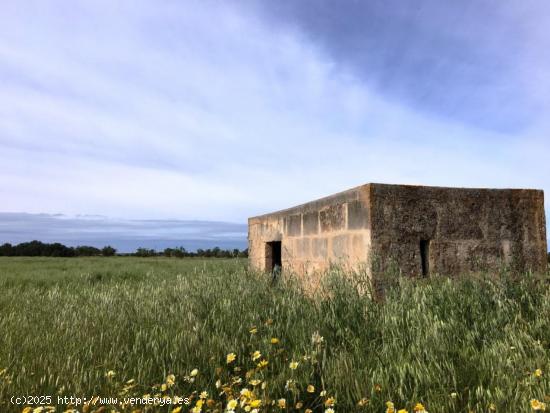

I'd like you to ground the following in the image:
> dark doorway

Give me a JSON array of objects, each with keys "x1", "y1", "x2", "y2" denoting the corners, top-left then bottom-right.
[
  {"x1": 420, "y1": 239, "x2": 430, "y2": 277},
  {"x1": 266, "y1": 241, "x2": 282, "y2": 272}
]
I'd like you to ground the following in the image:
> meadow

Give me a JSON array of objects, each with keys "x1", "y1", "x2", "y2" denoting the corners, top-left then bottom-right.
[{"x1": 0, "y1": 257, "x2": 548, "y2": 413}]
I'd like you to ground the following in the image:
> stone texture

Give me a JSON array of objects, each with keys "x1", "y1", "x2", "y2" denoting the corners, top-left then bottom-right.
[
  {"x1": 303, "y1": 211, "x2": 319, "y2": 235},
  {"x1": 320, "y1": 204, "x2": 345, "y2": 233},
  {"x1": 284, "y1": 214, "x2": 302, "y2": 237},
  {"x1": 369, "y1": 184, "x2": 547, "y2": 276},
  {"x1": 347, "y1": 200, "x2": 369, "y2": 230},
  {"x1": 312, "y1": 238, "x2": 328, "y2": 258},
  {"x1": 295, "y1": 238, "x2": 311, "y2": 258},
  {"x1": 248, "y1": 183, "x2": 547, "y2": 288},
  {"x1": 331, "y1": 234, "x2": 349, "y2": 258}
]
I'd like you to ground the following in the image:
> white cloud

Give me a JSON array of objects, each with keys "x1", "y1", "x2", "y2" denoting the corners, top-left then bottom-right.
[{"x1": 0, "y1": 0, "x2": 548, "y2": 239}]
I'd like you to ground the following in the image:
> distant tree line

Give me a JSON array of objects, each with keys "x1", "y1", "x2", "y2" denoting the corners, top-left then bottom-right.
[
  {"x1": 0, "y1": 241, "x2": 248, "y2": 258},
  {"x1": 137, "y1": 246, "x2": 248, "y2": 258},
  {"x1": 0, "y1": 241, "x2": 116, "y2": 257}
]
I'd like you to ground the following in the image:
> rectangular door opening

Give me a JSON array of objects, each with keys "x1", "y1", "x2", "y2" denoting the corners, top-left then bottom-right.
[
  {"x1": 420, "y1": 239, "x2": 430, "y2": 277},
  {"x1": 266, "y1": 241, "x2": 282, "y2": 273}
]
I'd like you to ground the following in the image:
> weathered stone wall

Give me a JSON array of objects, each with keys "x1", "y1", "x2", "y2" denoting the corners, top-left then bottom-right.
[
  {"x1": 369, "y1": 184, "x2": 547, "y2": 276},
  {"x1": 248, "y1": 185, "x2": 372, "y2": 284}
]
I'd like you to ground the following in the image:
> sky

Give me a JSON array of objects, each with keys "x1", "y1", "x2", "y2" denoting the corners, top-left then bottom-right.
[
  {"x1": 0, "y1": 0, "x2": 549, "y2": 251},
  {"x1": 0, "y1": 212, "x2": 247, "y2": 251}
]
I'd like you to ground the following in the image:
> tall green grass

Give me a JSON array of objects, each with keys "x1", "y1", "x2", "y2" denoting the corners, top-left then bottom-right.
[{"x1": 0, "y1": 257, "x2": 548, "y2": 412}]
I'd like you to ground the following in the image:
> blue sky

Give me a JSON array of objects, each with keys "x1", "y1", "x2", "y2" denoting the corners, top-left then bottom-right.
[
  {"x1": 0, "y1": 0, "x2": 549, "y2": 250},
  {"x1": 0, "y1": 213, "x2": 247, "y2": 251}
]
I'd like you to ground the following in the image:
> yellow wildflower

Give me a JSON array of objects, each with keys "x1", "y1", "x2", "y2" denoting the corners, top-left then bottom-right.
[
  {"x1": 250, "y1": 400, "x2": 262, "y2": 408},
  {"x1": 357, "y1": 397, "x2": 369, "y2": 406},
  {"x1": 226, "y1": 353, "x2": 236, "y2": 364},
  {"x1": 277, "y1": 398, "x2": 286, "y2": 409},
  {"x1": 325, "y1": 397, "x2": 335, "y2": 407},
  {"x1": 326, "y1": 409, "x2": 335, "y2": 413},
  {"x1": 252, "y1": 351, "x2": 262, "y2": 361},
  {"x1": 289, "y1": 361, "x2": 299, "y2": 370},
  {"x1": 249, "y1": 327, "x2": 258, "y2": 334},
  {"x1": 166, "y1": 374, "x2": 176, "y2": 387},
  {"x1": 451, "y1": 392, "x2": 458, "y2": 399},
  {"x1": 531, "y1": 399, "x2": 547, "y2": 411},
  {"x1": 413, "y1": 402, "x2": 427, "y2": 413},
  {"x1": 296, "y1": 402, "x2": 303, "y2": 409},
  {"x1": 285, "y1": 379, "x2": 295, "y2": 391},
  {"x1": 271, "y1": 337, "x2": 280, "y2": 344},
  {"x1": 398, "y1": 410, "x2": 408, "y2": 413},
  {"x1": 172, "y1": 407, "x2": 182, "y2": 413},
  {"x1": 161, "y1": 383, "x2": 168, "y2": 392},
  {"x1": 249, "y1": 379, "x2": 261, "y2": 386},
  {"x1": 320, "y1": 390, "x2": 327, "y2": 397},
  {"x1": 307, "y1": 384, "x2": 315, "y2": 393},
  {"x1": 105, "y1": 370, "x2": 116, "y2": 379},
  {"x1": 534, "y1": 369, "x2": 543, "y2": 377},
  {"x1": 227, "y1": 399, "x2": 238, "y2": 411},
  {"x1": 257, "y1": 359, "x2": 268, "y2": 369},
  {"x1": 311, "y1": 331, "x2": 324, "y2": 345},
  {"x1": 489, "y1": 403, "x2": 496, "y2": 411},
  {"x1": 386, "y1": 401, "x2": 395, "y2": 413},
  {"x1": 22, "y1": 408, "x2": 32, "y2": 413},
  {"x1": 240, "y1": 388, "x2": 253, "y2": 398},
  {"x1": 190, "y1": 369, "x2": 199, "y2": 377},
  {"x1": 200, "y1": 391, "x2": 208, "y2": 399}
]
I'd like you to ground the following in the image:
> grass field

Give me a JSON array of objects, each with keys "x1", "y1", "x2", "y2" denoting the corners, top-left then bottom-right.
[{"x1": 0, "y1": 257, "x2": 549, "y2": 413}]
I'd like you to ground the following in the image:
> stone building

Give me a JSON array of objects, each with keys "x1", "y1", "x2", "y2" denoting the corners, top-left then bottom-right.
[{"x1": 248, "y1": 183, "x2": 547, "y2": 284}]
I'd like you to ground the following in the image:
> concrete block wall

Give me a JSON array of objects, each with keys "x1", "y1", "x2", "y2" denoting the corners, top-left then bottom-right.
[
  {"x1": 248, "y1": 185, "x2": 372, "y2": 280},
  {"x1": 370, "y1": 185, "x2": 547, "y2": 276}
]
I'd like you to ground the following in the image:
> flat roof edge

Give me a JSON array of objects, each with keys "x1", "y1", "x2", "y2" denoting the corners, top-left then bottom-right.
[
  {"x1": 249, "y1": 183, "x2": 370, "y2": 220},
  {"x1": 248, "y1": 183, "x2": 544, "y2": 221},
  {"x1": 369, "y1": 182, "x2": 544, "y2": 192}
]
